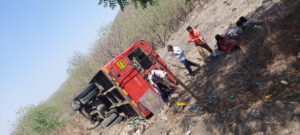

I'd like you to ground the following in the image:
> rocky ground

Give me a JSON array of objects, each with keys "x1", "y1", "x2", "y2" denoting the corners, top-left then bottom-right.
[{"x1": 52, "y1": 0, "x2": 300, "y2": 134}]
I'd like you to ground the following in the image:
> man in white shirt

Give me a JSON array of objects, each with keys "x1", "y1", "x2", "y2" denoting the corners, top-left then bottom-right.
[
  {"x1": 151, "y1": 68, "x2": 177, "y2": 89},
  {"x1": 167, "y1": 45, "x2": 200, "y2": 77}
]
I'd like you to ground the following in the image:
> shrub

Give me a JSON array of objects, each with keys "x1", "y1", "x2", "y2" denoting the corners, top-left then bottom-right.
[{"x1": 15, "y1": 103, "x2": 66, "y2": 135}]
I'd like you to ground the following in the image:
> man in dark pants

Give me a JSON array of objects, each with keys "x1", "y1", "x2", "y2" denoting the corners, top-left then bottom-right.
[
  {"x1": 187, "y1": 26, "x2": 215, "y2": 61},
  {"x1": 167, "y1": 45, "x2": 200, "y2": 77},
  {"x1": 144, "y1": 74, "x2": 173, "y2": 110}
]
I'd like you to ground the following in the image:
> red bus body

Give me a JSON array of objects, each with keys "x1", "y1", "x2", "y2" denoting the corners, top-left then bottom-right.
[
  {"x1": 102, "y1": 40, "x2": 177, "y2": 117},
  {"x1": 71, "y1": 40, "x2": 177, "y2": 128}
]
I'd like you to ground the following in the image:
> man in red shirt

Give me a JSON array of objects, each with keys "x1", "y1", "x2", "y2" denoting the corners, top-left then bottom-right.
[{"x1": 187, "y1": 26, "x2": 214, "y2": 60}]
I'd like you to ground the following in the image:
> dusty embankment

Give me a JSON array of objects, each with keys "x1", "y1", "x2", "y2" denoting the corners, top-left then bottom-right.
[
  {"x1": 149, "y1": 0, "x2": 300, "y2": 135},
  {"x1": 52, "y1": 0, "x2": 300, "y2": 134}
]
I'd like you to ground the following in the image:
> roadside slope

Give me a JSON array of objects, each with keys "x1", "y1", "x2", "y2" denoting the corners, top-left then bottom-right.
[
  {"x1": 51, "y1": 0, "x2": 300, "y2": 134},
  {"x1": 146, "y1": 0, "x2": 300, "y2": 135}
]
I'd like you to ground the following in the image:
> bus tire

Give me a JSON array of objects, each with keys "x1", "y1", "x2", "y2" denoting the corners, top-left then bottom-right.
[{"x1": 102, "y1": 112, "x2": 118, "y2": 127}]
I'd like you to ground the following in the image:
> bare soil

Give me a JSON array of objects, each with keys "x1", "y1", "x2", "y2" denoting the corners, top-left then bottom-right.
[{"x1": 52, "y1": 0, "x2": 300, "y2": 134}]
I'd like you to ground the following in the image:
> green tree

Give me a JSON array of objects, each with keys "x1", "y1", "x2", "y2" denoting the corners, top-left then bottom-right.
[
  {"x1": 98, "y1": 0, "x2": 154, "y2": 10},
  {"x1": 98, "y1": 0, "x2": 192, "y2": 10}
]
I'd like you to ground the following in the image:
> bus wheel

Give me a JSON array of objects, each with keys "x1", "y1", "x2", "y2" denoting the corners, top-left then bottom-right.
[{"x1": 102, "y1": 112, "x2": 118, "y2": 127}]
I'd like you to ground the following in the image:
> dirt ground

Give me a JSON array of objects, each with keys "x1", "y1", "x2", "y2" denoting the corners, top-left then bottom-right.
[
  {"x1": 150, "y1": 0, "x2": 300, "y2": 134},
  {"x1": 52, "y1": 0, "x2": 300, "y2": 134}
]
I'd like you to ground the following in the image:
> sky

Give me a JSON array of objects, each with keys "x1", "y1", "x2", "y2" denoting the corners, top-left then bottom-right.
[{"x1": 0, "y1": 0, "x2": 119, "y2": 134}]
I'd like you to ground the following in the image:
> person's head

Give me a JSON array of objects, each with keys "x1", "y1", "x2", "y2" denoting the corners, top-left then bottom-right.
[
  {"x1": 186, "y1": 26, "x2": 193, "y2": 33},
  {"x1": 236, "y1": 20, "x2": 243, "y2": 27},
  {"x1": 215, "y1": 34, "x2": 224, "y2": 41},
  {"x1": 167, "y1": 45, "x2": 173, "y2": 51},
  {"x1": 239, "y1": 16, "x2": 247, "y2": 23}
]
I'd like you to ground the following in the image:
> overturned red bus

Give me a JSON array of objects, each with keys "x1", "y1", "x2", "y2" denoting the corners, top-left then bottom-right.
[{"x1": 70, "y1": 40, "x2": 177, "y2": 129}]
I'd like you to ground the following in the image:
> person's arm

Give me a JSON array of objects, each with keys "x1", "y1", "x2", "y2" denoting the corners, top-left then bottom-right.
[
  {"x1": 148, "y1": 75, "x2": 155, "y2": 85},
  {"x1": 199, "y1": 37, "x2": 205, "y2": 43},
  {"x1": 188, "y1": 31, "x2": 201, "y2": 42},
  {"x1": 188, "y1": 35, "x2": 194, "y2": 43},
  {"x1": 192, "y1": 37, "x2": 201, "y2": 42},
  {"x1": 195, "y1": 30, "x2": 205, "y2": 43}
]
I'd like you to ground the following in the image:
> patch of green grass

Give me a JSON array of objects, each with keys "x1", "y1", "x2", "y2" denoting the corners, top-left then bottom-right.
[{"x1": 14, "y1": 103, "x2": 67, "y2": 135}]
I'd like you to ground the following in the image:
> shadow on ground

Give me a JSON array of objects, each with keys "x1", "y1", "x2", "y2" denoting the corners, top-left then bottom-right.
[{"x1": 173, "y1": 0, "x2": 300, "y2": 134}]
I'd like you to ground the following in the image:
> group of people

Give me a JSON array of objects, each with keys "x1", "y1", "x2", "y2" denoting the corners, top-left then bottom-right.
[
  {"x1": 167, "y1": 26, "x2": 215, "y2": 78},
  {"x1": 145, "y1": 25, "x2": 214, "y2": 110},
  {"x1": 216, "y1": 16, "x2": 262, "y2": 53},
  {"x1": 144, "y1": 16, "x2": 262, "y2": 111},
  {"x1": 167, "y1": 16, "x2": 262, "y2": 78}
]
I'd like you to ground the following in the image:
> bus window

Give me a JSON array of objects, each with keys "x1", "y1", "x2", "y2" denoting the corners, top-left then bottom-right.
[{"x1": 128, "y1": 48, "x2": 153, "y2": 73}]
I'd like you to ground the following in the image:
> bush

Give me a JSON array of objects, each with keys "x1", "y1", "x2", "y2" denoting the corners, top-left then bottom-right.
[{"x1": 14, "y1": 103, "x2": 66, "y2": 135}]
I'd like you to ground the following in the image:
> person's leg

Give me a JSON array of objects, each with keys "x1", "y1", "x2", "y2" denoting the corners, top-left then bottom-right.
[
  {"x1": 181, "y1": 60, "x2": 194, "y2": 76},
  {"x1": 164, "y1": 103, "x2": 170, "y2": 111},
  {"x1": 185, "y1": 59, "x2": 199, "y2": 67},
  {"x1": 161, "y1": 92, "x2": 170, "y2": 111},
  {"x1": 200, "y1": 43, "x2": 214, "y2": 54},
  {"x1": 196, "y1": 45, "x2": 208, "y2": 60}
]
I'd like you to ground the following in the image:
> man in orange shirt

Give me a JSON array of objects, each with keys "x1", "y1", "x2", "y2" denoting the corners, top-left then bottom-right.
[{"x1": 187, "y1": 26, "x2": 214, "y2": 60}]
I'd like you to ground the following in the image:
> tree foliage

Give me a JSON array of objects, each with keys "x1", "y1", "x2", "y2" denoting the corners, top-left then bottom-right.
[
  {"x1": 98, "y1": 0, "x2": 155, "y2": 10},
  {"x1": 106, "y1": 0, "x2": 196, "y2": 49},
  {"x1": 98, "y1": 0, "x2": 193, "y2": 10}
]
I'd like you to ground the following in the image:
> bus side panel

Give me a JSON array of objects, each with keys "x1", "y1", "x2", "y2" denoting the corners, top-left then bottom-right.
[{"x1": 121, "y1": 69, "x2": 153, "y2": 115}]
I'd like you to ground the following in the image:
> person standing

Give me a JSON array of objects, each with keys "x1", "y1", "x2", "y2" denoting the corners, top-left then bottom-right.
[
  {"x1": 167, "y1": 45, "x2": 200, "y2": 77},
  {"x1": 187, "y1": 26, "x2": 214, "y2": 60}
]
